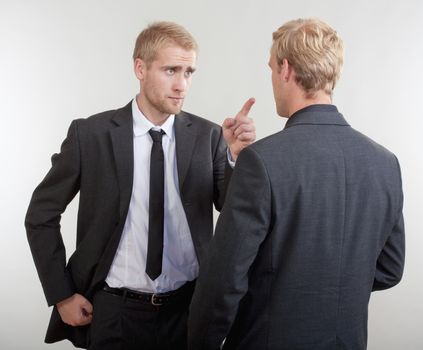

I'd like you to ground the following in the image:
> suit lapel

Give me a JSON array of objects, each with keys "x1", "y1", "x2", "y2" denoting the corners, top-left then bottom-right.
[
  {"x1": 110, "y1": 102, "x2": 134, "y2": 219},
  {"x1": 175, "y1": 112, "x2": 197, "y2": 191}
]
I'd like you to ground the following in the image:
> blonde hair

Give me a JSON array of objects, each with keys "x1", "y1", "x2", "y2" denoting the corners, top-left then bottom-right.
[
  {"x1": 133, "y1": 21, "x2": 198, "y2": 65},
  {"x1": 271, "y1": 18, "x2": 344, "y2": 97}
]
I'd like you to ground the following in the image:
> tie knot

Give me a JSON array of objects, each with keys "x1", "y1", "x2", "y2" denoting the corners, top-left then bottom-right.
[{"x1": 149, "y1": 129, "x2": 165, "y2": 142}]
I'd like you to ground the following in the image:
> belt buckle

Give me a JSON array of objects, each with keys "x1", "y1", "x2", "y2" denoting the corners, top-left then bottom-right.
[{"x1": 151, "y1": 293, "x2": 163, "y2": 306}]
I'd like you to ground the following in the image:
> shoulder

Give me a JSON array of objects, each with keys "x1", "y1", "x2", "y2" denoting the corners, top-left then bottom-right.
[
  {"x1": 177, "y1": 110, "x2": 221, "y2": 132},
  {"x1": 246, "y1": 131, "x2": 285, "y2": 158},
  {"x1": 236, "y1": 132, "x2": 283, "y2": 169},
  {"x1": 350, "y1": 127, "x2": 395, "y2": 156},
  {"x1": 72, "y1": 102, "x2": 132, "y2": 132}
]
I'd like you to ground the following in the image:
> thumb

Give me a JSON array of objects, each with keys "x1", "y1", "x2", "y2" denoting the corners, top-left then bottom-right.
[
  {"x1": 223, "y1": 118, "x2": 236, "y2": 129},
  {"x1": 82, "y1": 299, "x2": 93, "y2": 314}
]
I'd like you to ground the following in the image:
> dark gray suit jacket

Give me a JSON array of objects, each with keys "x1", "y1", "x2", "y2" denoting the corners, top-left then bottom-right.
[
  {"x1": 188, "y1": 104, "x2": 405, "y2": 350},
  {"x1": 25, "y1": 101, "x2": 230, "y2": 348}
]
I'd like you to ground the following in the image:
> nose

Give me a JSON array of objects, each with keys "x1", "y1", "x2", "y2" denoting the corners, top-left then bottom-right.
[{"x1": 173, "y1": 73, "x2": 188, "y2": 92}]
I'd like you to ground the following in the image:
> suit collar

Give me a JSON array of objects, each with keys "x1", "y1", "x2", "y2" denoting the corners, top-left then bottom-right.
[
  {"x1": 285, "y1": 104, "x2": 349, "y2": 129},
  {"x1": 111, "y1": 101, "x2": 133, "y2": 126}
]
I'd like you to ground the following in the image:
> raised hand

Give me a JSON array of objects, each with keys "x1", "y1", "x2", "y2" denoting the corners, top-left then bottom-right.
[{"x1": 222, "y1": 97, "x2": 256, "y2": 161}]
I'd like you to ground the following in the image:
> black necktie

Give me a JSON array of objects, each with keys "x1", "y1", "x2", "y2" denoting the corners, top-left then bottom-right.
[{"x1": 146, "y1": 129, "x2": 165, "y2": 280}]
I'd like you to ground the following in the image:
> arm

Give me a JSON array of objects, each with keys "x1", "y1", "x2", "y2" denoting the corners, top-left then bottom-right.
[
  {"x1": 25, "y1": 120, "x2": 81, "y2": 304},
  {"x1": 25, "y1": 120, "x2": 94, "y2": 325},
  {"x1": 213, "y1": 98, "x2": 256, "y2": 211},
  {"x1": 372, "y1": 213, "x2": 405, "y2": 291},
  {"x1": 373, "y1": 156, "x2": 405, "y2": 291},
  {"x1": 189, "y1": 146, "x2": 271, "y2": 350},
  {"x1": 212, "y1": 127, "x2": 232, "y2": 212}
]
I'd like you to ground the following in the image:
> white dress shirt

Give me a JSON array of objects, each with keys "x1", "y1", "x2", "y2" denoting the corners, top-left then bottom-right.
[{"x1": 106, "y1": 98, "x2": 198, "y2": 293}]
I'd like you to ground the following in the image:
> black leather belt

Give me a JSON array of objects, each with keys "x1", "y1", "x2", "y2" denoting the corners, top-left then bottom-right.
[{"x1": 102, "y1": 281, "x2": 195, "y2": 306}]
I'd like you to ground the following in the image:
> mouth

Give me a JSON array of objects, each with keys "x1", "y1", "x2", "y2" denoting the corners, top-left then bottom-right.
[{"x1": 168, "y1": 97, "x2": 184, "y2": 106}]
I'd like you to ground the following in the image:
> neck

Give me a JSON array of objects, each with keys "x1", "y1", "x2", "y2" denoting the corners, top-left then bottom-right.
[
  {"x1": 287, "y1": 90, "x2": 332, "y2": 118},
  {"x1": 136, "y1": 94, "x2": 170, "y2": 126}
]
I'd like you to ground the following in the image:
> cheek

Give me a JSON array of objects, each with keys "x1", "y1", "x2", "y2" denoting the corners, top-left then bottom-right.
[
  {"x1": 157, "y1": 76, "x2": 173, "y2": 92},
  {"x1": 271, "y1": 73, "x2": 276, "y2": 90},
  {"x1": 185, "y1": 77, "x2": 193, "y2": 89},
  {"x1": 271, "y1": 75, "x2": 278, "y2": 97},
  {"x1": 148, "y1": 77, "x2": 169, "y2": 96}
]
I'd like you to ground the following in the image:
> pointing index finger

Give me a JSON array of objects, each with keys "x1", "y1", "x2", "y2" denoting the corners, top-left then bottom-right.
[{"x1": 238, "y1": 97, "x2": 256, "y2": 117}]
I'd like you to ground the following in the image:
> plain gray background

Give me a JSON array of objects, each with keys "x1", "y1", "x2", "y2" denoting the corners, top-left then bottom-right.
[{"x1": 1, "y1": 0, "x2": 422, "y2": 349}]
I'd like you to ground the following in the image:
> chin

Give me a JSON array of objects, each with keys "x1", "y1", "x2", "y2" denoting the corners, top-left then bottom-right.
[
  {"x1": 169, "y1": 107, "x2": 182, "y2": 115},
  {"x1": 169, "y1": 104, "x2": 183, "y2": 115},
  {"x1": 159, "y1": 104, "x2": 182, "y2": 116}
]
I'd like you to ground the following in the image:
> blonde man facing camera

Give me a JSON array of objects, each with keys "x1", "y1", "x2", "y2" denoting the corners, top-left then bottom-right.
[
  {"x1": 25, "y1": 22, "x2": 255, "y2": 350},
  {"x1": 188, "y1": 18, "x2": 404, "y2": 350}
]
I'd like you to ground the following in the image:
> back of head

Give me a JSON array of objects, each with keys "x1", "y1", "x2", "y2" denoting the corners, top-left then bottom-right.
[
  {"x1": 272, "y1": 18, "x2": 344, "y2": 97},
  {"x1": 133, "y1": 21, "x2": 198, "y2": 66}
]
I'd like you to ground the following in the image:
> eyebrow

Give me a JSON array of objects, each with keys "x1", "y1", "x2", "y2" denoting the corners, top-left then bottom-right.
[{"x1": 163, "y1": 65, "x2": 196, "y2": 73}]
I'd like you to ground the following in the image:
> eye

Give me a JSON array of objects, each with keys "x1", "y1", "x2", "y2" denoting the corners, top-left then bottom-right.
[
  {"x1": 166, "y1": 68, "x2": 175, "y2": 75},
  {"x1": 184, "y1": 70, "x2": 193, "y2": 78}
]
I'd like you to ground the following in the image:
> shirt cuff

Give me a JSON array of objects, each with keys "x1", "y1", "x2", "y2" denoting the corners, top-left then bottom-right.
[{"x1": 227, "y1": 148, "x2": 235, "y2": 168}]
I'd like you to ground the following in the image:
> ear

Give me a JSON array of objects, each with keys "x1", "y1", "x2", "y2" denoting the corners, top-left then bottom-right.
[
  {"x1": 134, "y1": 58, "x2": 147, "y2": 81},
  {"x1": 280, "y1": 58, "x2": 292, "y2": 82}
]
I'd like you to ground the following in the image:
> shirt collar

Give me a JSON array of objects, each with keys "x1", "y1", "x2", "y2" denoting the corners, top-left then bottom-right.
[{"x1": 131, "y1": 97, "x2": 175, "y2": 140}]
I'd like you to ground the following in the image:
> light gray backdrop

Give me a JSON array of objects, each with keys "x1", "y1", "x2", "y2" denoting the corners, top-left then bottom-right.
[{"x1": 1, "y1": 0, "x2": 422, "y2": 349}]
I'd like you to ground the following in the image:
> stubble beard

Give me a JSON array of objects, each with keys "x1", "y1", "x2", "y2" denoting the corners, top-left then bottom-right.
[{"x1": 146, "y1": 93, "x2": 184, "y2": 117}]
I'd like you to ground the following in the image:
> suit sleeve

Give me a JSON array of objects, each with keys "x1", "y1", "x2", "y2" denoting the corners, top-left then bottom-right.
[
  {"x1": 25, "y1": 120, "x2": 81, "y2": 305},
  {"x1": 188, "y1": 146, "x2": 271, "y2": 350},
  {"x1": 213, "y1": 127, "x2": 232, "y2": 211},
  {"x1": 373, "y1": 156, "x2": 405, "y2": 291}
]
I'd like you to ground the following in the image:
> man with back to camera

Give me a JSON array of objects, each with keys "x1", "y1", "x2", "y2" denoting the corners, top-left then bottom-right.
[
  {"x1": 25, "y1": 21, "x2": 256, "y2": 350},
  {"x1": 188, "y1": 18, "x2": 405, "y2": 350}
]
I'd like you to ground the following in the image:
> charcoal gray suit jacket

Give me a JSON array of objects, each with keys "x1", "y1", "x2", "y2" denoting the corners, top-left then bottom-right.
[
  {"x1": 25, "y1": 101, "x2": 230, "y2": 348},
  {"x1": 188, "y1": 104, "x2": 405, "y2": 350}
]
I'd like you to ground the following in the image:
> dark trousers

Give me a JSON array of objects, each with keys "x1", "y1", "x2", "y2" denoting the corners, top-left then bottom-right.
[{"x1": 88, "y1": 285, "x2": 193, "y2": 350}]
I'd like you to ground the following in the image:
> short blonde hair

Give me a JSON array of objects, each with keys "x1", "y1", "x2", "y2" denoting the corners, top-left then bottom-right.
[
  {"x1": 271, "y1": 18, "x2": 344, "y2": 96},
  {"x1": 133, "y1": 21, "x2": 198, "y2": 65}
]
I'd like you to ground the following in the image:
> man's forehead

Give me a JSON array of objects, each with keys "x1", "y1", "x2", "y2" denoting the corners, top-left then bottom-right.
[{"x1": 155, "y1": 45, "x2": 196, "y2": 64}]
